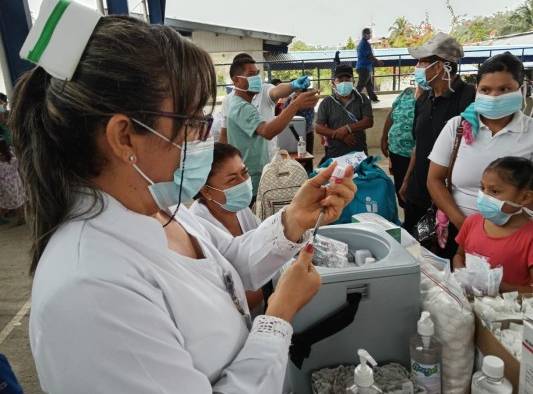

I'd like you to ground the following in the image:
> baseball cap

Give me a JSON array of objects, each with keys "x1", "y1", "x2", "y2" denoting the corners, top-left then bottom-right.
[
  {"x1": 334, "y1": 64, "x2": 354, "y2": 79},
  {"x1": 408, "y1": 32, "x2": 464, "y2": 63}
]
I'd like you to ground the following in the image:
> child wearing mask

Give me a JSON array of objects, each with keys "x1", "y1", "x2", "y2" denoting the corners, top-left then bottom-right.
[{"x1": 453, "y1": 157, "x2": 533, "y2": 293}]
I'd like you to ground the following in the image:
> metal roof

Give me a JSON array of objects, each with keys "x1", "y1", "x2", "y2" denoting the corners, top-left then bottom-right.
[
  {"x1": 163, "y1": 18, "x2": 294, "y2": 46},
  {"x1": 479, "y1": 31, "x2": 533, "y2": 46},
  {"x1": 263, "y1": 45, "x2": 533, "y2": 70}
]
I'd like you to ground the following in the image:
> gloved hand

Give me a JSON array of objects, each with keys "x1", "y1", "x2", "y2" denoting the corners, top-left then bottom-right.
[{"x1": 291, "y1": 75, "x2": 311, "y2": 91}]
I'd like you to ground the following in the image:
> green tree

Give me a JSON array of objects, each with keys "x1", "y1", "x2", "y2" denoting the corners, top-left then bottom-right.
[
  {"x1": 389, "y1": 17, "x2": 411, "y2": 40},
  {"x1": 509, "y1": 0, "x2": 533, "y2": 33},
  {"x1": 289, "y1": 40, "x2": 314, "y2": 51},
  {"x1": 344, "y1": 36, "x2": 356, "y2": 50}
]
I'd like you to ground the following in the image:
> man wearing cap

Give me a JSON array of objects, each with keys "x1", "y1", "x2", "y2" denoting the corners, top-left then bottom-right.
[
  {"x1": 315, "y1": 64, "x2": 374, "y2": 160},
  {"x1": 399, "y1": 32, "x2": 476, "y2": 243}
]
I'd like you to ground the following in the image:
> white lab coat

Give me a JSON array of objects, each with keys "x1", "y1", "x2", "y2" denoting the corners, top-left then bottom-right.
[
  {"x1": 189, "y1": 201, "x2": 260, "y2": 234},
  {"x1": 30, "y1": 192, "x2": 306, "y2": 393}
]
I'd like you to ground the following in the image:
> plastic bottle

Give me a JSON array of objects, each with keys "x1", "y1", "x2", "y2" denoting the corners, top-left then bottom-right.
[
  {"x1": 471, "y1": 356, "x2": 512, "y2": 394},
  {"x1": 410, "y1": 311, "x2": 442, "y2": 394},
  {"x1": 346, "y1": 349, "x2": 382, "y2": 393},
  {"x1": 297, "y1": 136, "x2": 306, "y2": 158}
]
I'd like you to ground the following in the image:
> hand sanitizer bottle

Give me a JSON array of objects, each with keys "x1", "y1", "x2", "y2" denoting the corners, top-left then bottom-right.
[
  {"x1": 410, "y1": 311, "x2": 442, "y2": 393},
  {"x1": 346, "y1": 349, "x2": 382, "y2": 393}
]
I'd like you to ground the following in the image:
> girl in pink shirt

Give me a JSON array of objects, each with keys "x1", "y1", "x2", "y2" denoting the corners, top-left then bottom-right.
[{"x1": 454, "y1": 157, "x2": 533, "y2": 293}]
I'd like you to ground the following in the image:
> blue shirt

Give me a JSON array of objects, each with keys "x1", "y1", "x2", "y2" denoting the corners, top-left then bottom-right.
[{"x1": 356, "y1": 38, "x2": 373, "y2": 71}]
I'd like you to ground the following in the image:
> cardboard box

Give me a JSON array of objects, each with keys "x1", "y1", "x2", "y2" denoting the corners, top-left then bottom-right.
[
  {"x1": 475, "y1": 315, "x2": 520, "y2": 393},
  {"x1": 520, "y1": 318, "x2": 533, "y2": 394}
]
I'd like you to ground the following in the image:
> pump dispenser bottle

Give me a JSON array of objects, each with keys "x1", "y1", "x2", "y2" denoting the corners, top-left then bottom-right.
[
  {"x1": 347, "y1": 349, "x2": 382, "y2": 393},
  {"x1": 410, "y1": 311, "x2": 442, "y2": 393}
]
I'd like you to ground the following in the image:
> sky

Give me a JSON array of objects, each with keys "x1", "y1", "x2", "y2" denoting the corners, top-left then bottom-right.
[{"x1": 27, "y1": 0, "x2": 525, "y2": 47}]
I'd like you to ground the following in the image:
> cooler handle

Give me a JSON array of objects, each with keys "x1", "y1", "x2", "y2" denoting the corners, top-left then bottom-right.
[{"x1": 289, "y1": 292, "x2": 362, "y2": 369}]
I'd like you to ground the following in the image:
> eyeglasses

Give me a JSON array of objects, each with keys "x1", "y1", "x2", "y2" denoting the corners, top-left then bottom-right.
[{"x1": 138, "y1": 111, "x2": 214, "y2": 141}]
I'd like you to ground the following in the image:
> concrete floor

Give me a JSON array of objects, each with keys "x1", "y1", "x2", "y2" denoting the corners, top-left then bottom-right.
[{"x1": 0, "y1": 222, "x2": 43, "y2": 394}]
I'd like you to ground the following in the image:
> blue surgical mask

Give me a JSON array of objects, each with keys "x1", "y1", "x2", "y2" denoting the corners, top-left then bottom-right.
[
  {"x1": 335, "y1": 81, "x2": 353, "y2": 97},
  {"x1": 235, "y1": 75, "x2": 262, "y2": 93},
  {"x1": 414, "y1": 61, "x2": 439, "y2": 91},
  {"x1": 474, "y1": 90, "x2": 523, "y2": 120},
  {"x1": 207, "y1": 177, "x2": 253, "y2": 212},
  {"x1": 477, "y1": 190, "x2": 523, "y2": 226},
  {"x1": 131, "y1": 119, "x2": 214, "y2": 210}
]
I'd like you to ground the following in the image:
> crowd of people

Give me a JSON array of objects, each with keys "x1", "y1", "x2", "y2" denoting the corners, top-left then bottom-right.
[
  {"x1": 384, "y1": 35, "x2": 532, "y2": 292},
  {"x1": 0, "y1": 1, "x2": 532, "y2": 390}
]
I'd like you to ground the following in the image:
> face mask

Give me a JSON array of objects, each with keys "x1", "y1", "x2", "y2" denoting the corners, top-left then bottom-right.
[
  {"x1": 414, "y1": 61, "x2": 439, "y2": 91},
  {"x1": 235, "y1": 75, "x2": 262, "y2": 93},
  {"x1": 0, "y1": 107, "x2": 5, "y2": 113},
  {"x1": 131, "y1": 119, "x2": 214, "y2": 210},
  {"x1": 477, "y1": 190, "x2": 523, "y2": 226},
  {"x1": 335, "y1": 81, "x2": 353, "y2": 97},
  {"x1": 207, "y1": 177, "x2": 253, "y2": 212},
  {"x1": 474, "y1": 90, "x2": 523, "y2": 120}
]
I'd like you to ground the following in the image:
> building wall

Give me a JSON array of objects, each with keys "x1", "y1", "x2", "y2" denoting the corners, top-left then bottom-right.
[
  {"x1": 191, "y1": 31, "x2": 265, "y2": 85},
  {"x1": 192, "y1": 31, "x2": 263, "y2": 53}
]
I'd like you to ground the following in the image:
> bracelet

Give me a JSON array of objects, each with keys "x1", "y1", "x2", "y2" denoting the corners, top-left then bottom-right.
[{"x1": 345, "y1": 124, "x2": 353, "y2": 134}]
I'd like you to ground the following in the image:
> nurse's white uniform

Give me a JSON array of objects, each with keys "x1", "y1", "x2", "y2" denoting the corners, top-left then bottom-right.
[
  {"x1": 30, "y1": 192, "x2": 306, "y2": 393},
  {"x1": 190, "y1": 200, "x2": 260, "y2": 234}
]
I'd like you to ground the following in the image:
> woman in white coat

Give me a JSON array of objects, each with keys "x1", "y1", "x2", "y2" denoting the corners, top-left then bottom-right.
[
  {"x1": 10, "y1": 3, "x2": 355, "y2": 393},
  {"x1": 191, "y1": 142, "x2": 264, "y2": 312}
]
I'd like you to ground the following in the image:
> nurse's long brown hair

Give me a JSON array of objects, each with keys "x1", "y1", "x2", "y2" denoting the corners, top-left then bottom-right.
[{"x1": 9, "y1": 16, "x2": 216, "y2": 274}]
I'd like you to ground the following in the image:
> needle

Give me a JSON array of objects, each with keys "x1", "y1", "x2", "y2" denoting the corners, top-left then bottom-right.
[{"x1": 312, "y1": 209, "x2": 325, "y2": 243}]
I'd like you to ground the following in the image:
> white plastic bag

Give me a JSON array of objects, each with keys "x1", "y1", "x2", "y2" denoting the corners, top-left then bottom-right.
[
  {"x1": 455, "y1": 254, "x2": 503, "y2": 296},
  {"x1": 418, "y1": 250, "x2": 475, "y2": 393}
]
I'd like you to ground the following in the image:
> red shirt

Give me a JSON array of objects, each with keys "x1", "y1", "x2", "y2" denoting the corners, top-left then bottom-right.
[{"x1": 456, "y1": 214, "x2": 533, "y2": 286}]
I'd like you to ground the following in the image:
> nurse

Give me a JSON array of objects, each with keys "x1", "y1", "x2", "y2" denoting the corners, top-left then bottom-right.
[
  {"x1": 10, "y1": 1, "x2": 355, "y2": 393},
  {"x1": 191, "y1": 143, "x2": 259, "y2": 236},
  {"x1": 191, "y1": 143, "x2": 265, "y2": 312}
]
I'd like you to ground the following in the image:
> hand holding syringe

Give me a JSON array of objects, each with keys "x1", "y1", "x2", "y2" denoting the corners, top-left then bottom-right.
[{"x1": 312, "y1": 165, "x2": 356, "y2": 244}]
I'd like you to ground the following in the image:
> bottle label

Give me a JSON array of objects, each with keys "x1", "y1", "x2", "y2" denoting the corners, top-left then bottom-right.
[{"x1": 412, "y1": 361, "x2": 441, "y2": 393}]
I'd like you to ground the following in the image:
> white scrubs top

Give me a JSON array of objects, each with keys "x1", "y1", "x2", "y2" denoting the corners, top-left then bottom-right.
[
  {"x1": 222, "y1": 84, "x2": 279, "y2": 159},
  {"x1": 30, "y1": 192, "x2": 306, "y2": 393},
  {"x1": 190, "y1": 200, "x2": 260, "y2": 234},
  {"x1": 429, "y1": 111, "x2": 533, "y2": 215}
]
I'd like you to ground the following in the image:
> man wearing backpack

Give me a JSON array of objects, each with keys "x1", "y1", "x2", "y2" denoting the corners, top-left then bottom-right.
[
  {"x1": 315, "y1": 64, "x2": 374, "y2": 161},
  {"x1": 398, "y1": 33, "x2": 475, "y2": 239},
  {"x1": 227, "y1": 56, "x2": 319, "y2": 196}
]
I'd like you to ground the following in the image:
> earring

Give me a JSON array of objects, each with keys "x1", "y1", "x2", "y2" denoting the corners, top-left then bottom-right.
[{"x1": 128, "y1": 154, "x2": 136, "y2": 163}]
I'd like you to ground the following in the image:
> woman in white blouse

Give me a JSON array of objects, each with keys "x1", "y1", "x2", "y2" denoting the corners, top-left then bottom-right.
[
  {"x1": 11, "y1": 6, "x2": 355, "y2": 394},
  {"x1": 427, "y1": 53, "x2": 533, "y2": 256},
  {"x1": 191, "y1": 143, "x2": 264, "y2": 311},
  {"x1": 191, "y1": 143, "x2": 260, "y2": 236}
]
